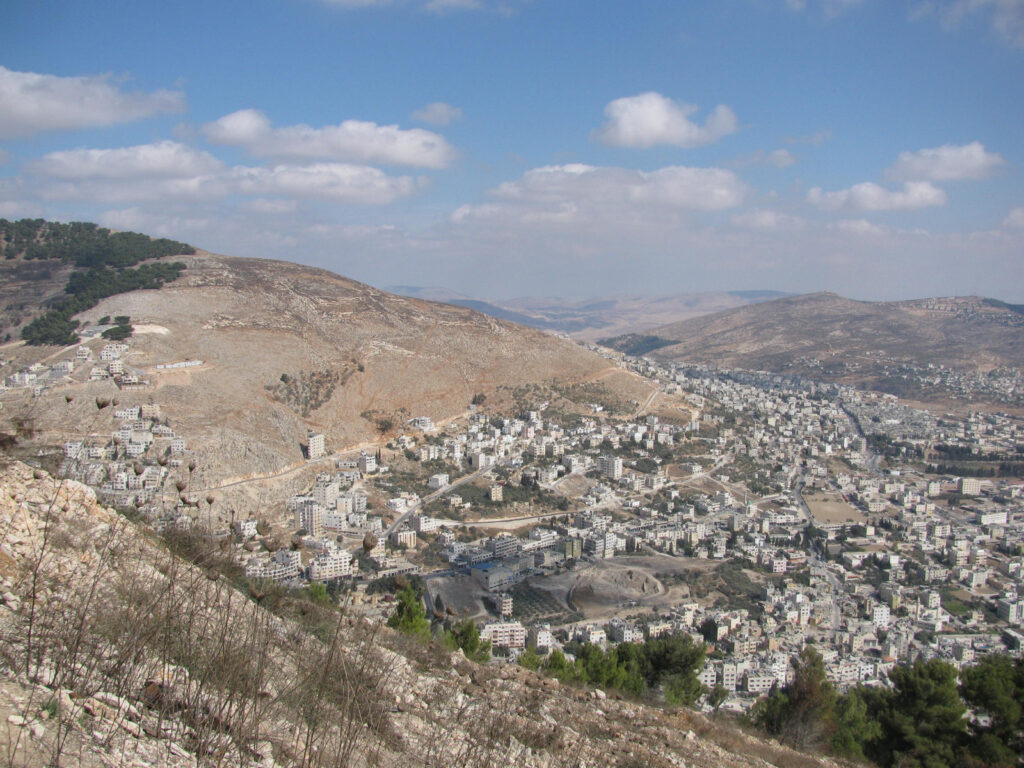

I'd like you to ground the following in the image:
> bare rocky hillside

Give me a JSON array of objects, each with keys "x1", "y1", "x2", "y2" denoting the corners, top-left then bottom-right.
[
  {"x1": 0, "y1": 460, "x2": 837, "y2": 768},
  {"x1": 1, "y1": 251, "x2": 619, "y2": 508},
  {"x1": 602, "y1": 292, "x2": 1024, "y2": 402}
]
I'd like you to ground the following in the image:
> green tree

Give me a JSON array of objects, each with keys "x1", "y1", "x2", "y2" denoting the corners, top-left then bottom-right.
[
  {"x1": 101, "y1": 323, "x2": 133, "y2": 341},
  {"x1": 752, "y1": 646, "x2": 836, "y2": 751},
  {"x1": 387, "y1": 585, "x2": 430, "y2": 640},
  {"x1": 959, "y1": 654, "x2": 1024, "y2": 766},
  {"x1": 868, "y1": 659, "x2": 966, "y2": 768},
  {"x1": 707, "y1": 685, "x2": 729, "y2": 712},
  {"x1": 832, "y1": 687, "x2": 882, "y2": 761},
  {"x1": 446, "y1": 619, "x2": 491, "y2": 663},
  {"x1": 518, "y1": 647, "x2": 542, "y2": 671}
]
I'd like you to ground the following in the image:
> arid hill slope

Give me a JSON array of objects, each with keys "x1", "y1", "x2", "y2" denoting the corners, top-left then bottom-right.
[
  {"x1": 605, "y1": 292, "x2": 1024, "y2": 389},
  {"x1": 3, "y1": 251, "x2": 616, "y2": 505}
]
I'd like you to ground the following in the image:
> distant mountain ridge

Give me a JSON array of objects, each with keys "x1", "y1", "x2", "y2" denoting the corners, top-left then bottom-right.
[
  {"x1": 601, "y1": 291, "x2": 1024, "y2": 404},
  {"x1": 387, "y1": 286, "x2": 791, "y2": 339}
]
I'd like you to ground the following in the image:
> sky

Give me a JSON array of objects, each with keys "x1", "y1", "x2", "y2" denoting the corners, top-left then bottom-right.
[{"x1": 1, "y1": 0, "x2": 1022, "y2": 302}]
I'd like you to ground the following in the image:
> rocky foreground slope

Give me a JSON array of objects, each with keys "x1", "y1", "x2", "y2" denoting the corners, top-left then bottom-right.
[{"x1": 0, "y1": 460, "x2": 835, "y2": 768}]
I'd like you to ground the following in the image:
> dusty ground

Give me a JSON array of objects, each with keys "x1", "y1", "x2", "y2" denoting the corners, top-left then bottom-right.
[
  {"x1": 0, "y1": 251, "x2": 642, "y2": 523},
  {"x1": 803, "y1": 491, "x2": 866, "y2": 524},
  {"x1": 540, "y1": 554, "x2": 711, "y2": 622}
]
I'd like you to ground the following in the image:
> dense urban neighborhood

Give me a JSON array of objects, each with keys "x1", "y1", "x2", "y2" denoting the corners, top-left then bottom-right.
[{"x1": 4, "y1": 333, "x2": 1024, "y2": 717}]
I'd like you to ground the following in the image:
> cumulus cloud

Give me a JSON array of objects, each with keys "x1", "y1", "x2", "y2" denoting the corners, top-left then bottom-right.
[
  {"x1": 203, "y1": 108, "x2": 456, "y2": 168},
  {"x1": 0, "y1": 200, "x2": 44, "y2": 219},
  {"x1": 730, "y1": 148, "x2": 797, "y2": 169},
  {"x1": 477, "y1": 163, "x2": 747, "y2": 213},
  {"x1": 594, "y1": 92, "x2": 738, "y2": 149},
  {"x1": 922, "y1": 0, "x2": 1024, "y2": 47},
  {"x1": 1004, "y1": 206, "x2": 1024, "y2": 228},
  {"x1": 785, "y1": 0, "x2": 866, "y2": 17},
  {"x1": 830, "y1": 218, "x2": 889, "y2": 236},
  {"x1": 28, "y1": 141, "x2": 223, "y2": 180},
  {"x1": 887, "y1": 141, "x2": 1004, "y2": 181},
  {"x1": 232, "y1": 163, "x2": 422, "y2": 203},
  {"x1": 424, "y1": 0, "x2": 481, "y2": 11},
  {"x1": 730, "y1": 209, "x2": 806, "y2": 230},
  {"x1": 807, "y1": 180, "x2": 948, "y2": 211},
  {"x1": 319, "y1": 0, "x2": 394, "y2": 6},
  {"x1": 0, "y1": 66, "x2": 184, "y2": 140},
  {"x1": 411, "y1": 101, "x2": 463, "y2": 125},
  {"x1": 783, "y1": 129, "x2": 832, "y2": 145},
  {"x1": 241, "y1": 198, "x2": 299, "y2": 215},
  {"x1": 21, "y1": 140, "x2": 420, "y2": 205}
]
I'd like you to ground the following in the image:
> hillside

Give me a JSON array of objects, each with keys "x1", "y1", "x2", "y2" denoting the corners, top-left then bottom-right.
[
  {"x1": 0, "y1": 459, "x2": 838, "y2": 768},
  {"x1": 601, "y1": 292, "x2": 1024, "y2": 404},
  {"x1": 0, "y1": 247, "x2": 631, "y2": 511}
]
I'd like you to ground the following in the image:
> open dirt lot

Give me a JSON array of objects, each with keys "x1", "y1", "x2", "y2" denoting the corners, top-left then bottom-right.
[
  {"x1": 539, "y1": 553, "x2": 715, "y2": 622},
  {"x1": 804, "y1": 491, "x2": 866, "y2": 524}
]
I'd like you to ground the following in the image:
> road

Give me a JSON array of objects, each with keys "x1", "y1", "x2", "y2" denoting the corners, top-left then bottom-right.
[
  {"x1": 792, "y1": 471, "x2": 843, "y2": 639},
  {"x1": 384, "y1": 454, "x2": 515, "y2": 536},
  {"x1": 452, "y1": 508, "x2": 569, "y2": 531}
]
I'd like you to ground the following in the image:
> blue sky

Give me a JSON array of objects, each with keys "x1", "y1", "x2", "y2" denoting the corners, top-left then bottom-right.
[{"x1": 1, "y1": 0, "x2": 1022, "y2": 301}]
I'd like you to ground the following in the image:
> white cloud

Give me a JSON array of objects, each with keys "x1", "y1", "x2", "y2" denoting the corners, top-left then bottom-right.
[
  {"x1": 808, "y1": 181, "x2": 948, "y2": 211},
  {"x1": 241, "y1": 198, "x2": 299, "y2": 215},
  {"x1": 411, "y1": 102, "x2": 463, "y2": 125},
  {"x1": 203, "y1": 108, "x2": 456, "y2": 168},
  {"x1": 21, "y1": 140, "x2": 420, "y2": 205},
  {"x1": 594, "y1": 92, "x2": 739, "y2": 149},
  {"x1": 479, "y1": 164, "x2": 747, "y2": 213},
  {"x1": 1004, "y1": 206, "x2": 1024, "y2": 228},
  {"x1": 424, "y1": 0, "x2": 481, "y2": 11},
  {"x1": 29, "y1": 141, "x2": 223, "y2": 180},
  {"x1": 0, "y1": 66, "x2": 184, "y2": 140},
  {"x1": 232, "y1": 163, "x2": 422, "y2": 204},
  {"x1": 830, "y1": 218, "x2": 889, "y2": 236},
  {"x1": 731, "y1": 209, "x2": 806, "y2": 231},
  {"x1": 0, "y1": 200, "x2": 44, "y2": 219},
  {"x1": 319, "y1": 0, "x2": 393, "y2": 6},
  {"x1": 929, "y1": 0, "x2": 1024, "y2": 47},
  {"x1": 766, "y1": 149, "x2": 797, "y2": 168},
  {"x1": 731, "y1": 148, "x2": 797, "y2": 168},
  {"x1": 786, "y1": 0, "x2": 866, "y2": 17},
  {"x1": 783, "y1": 129, "x2": 832, "y2": 146},
  {"x1": 887, "y1": 141, "x2": 1004, "y2": 181}
]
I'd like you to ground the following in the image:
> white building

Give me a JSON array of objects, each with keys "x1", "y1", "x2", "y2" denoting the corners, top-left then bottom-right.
[
  {"x1": 307, "y1": 431, "x2": 326, "y2": 460},
  {"x1": 597, "y1": 455, "x2": 623, "y2": 480},
  {"x1": 428, "y1": 473, "x2": 450, "y2": 489},
  {"x1": 480, "y1": 621, "x2": 527, "y2": 649},
  {"x1": 308, "y1": 546, "x2": 353, "y2": 581}
]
